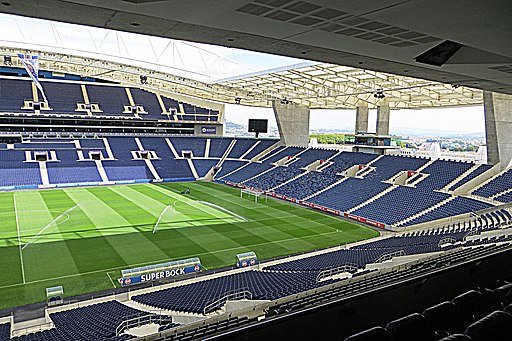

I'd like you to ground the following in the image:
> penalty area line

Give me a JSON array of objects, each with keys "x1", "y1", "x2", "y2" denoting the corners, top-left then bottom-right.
[
  {"x1": 106, "y1": 272, "x2": 117, "y2": 288},
  {"x1": 13, "y1": 194, "x2": 26, "y2": 284}
]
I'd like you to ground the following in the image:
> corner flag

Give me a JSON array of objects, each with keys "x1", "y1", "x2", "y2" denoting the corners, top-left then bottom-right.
[{"x1": 18, "y1": 54, "x2": 48, "y2": 103}]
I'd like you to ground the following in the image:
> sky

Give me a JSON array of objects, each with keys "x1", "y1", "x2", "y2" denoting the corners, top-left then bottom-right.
[
  {"x1": 225, "y1": 104, "x2": 485, "y2": 135},
  {"x1": 0, "y1": 13, "x2": 486, "y2": 136}
]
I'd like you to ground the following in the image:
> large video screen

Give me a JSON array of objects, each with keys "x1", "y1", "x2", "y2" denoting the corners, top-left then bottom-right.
[{"x1": 248, "y1": 119, "x2": 268, "y2": 133}]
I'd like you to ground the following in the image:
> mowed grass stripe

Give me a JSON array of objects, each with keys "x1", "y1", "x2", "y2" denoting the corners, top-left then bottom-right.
[
  {"x1": 40, "y1": 190, "x2": 126, "y2": 274},
  {"x1": 161, "y1": 183, "x2": 338, "y2": 245},
  {"x1": 142, "y1": 184, "x2": 295, "y2": 251},
  {"x1": 0, "y1": 182, "x2": 378, "y2": 310},
  {"x1": 66, "y1": 187, "x2": 169, "y2": 265},
  {"x1": 130, "y1": 185, "x2": 275, "y2": 265},
  {"x1": 145, "y1": 184, "x2": 242, "y2": 223},
  {"x1": 15, "y1": 191, "x2": 81, "y2": 281},
  {"x1": 0, "y1": 192, "x2": 23, "y2": 286},
  {"x1": 160, "y1": 182, "x2": 377, "y2": 249},
  {"x1": 0, "y1": 192, "x2": 19, "y2": 246}
]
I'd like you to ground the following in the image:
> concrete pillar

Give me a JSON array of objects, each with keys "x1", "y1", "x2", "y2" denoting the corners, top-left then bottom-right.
[
  {"x1": 484, "y1": 91, "x2": 512, "y2": 169},
  {"x1": 355, "y1": 104, "x2": 369, "y2": 134},
  {"x1": 272, "y1": 100, "x2": 310, "y2": 147},
  {"x1": 376, "y1": 102, "x2": 390, "y2": 135}
]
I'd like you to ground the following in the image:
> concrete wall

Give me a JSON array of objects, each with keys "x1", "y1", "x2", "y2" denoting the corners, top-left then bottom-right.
[
  {"x1": 355, "y1": 104, "x2": 369, "y2": 134},
  {"x1": 484, "y1": 91, "x2": 512, "y2": 169},
  {"x1": 272, "y1": 100, "x2": 310, "y2": 147},
  {"x1": 376, "y1": 102, "x2": 390, "y2": 135}
]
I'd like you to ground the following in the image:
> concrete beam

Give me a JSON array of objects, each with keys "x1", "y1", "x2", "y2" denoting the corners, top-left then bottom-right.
[
  {"x1": 273, "y1": 100, "x2": 310, "y2": 147},
  {"x1": 376, "y1": 102, "x2": 390, "y2": 135},
  {"x1": 355, "y1": 104, "x2": 369, "y2": 134},
  {"x1": 484, "y1": 91, "x2": 512, "y2": 169}
]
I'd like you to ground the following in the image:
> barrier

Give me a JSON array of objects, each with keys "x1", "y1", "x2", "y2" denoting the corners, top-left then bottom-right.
[
  {"x1": 203, "y1": 289, "x2": 253, "y2": 315},
  {"x1": 344, "y1": 213, "x2": 386, "y2": 229},
  {"x1": 119, "y1": 257, "x2": 202, "y2": 287}
]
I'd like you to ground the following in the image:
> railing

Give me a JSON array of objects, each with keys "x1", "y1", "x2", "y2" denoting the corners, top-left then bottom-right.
[
  {"x1": 374, "y1": 250, "x2": 405, "y2": 263},
  {"x1": 203, "y1": 289, "x2": 253, "y2": 315},
  {"x1": 11, "y1": 321, "x2": 54, "y2": 338},
  {"x1": 115, "y1": 312, "x2": 173, "y2": 336},
  {"x1": 316, "y1": 263, "x2": 359, "y2": 282},
  {"x1": 438, "y1": 237, "x2": 457, "y2": 246}
]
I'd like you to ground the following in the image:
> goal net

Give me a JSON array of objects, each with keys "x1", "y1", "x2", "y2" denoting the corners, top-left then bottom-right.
[{"x1": 240, "y1": 188, "x2": 267, "y2": 203}]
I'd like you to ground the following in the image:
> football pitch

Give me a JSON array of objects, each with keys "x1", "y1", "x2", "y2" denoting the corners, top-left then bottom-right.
[{"x1": 0, "y1": 181, "x2": 378, "y2": 310}]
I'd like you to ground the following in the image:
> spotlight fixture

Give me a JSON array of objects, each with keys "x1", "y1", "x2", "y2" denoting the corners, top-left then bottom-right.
[
  {"x1": 140, "y1": 75, "x2": 148, "y2": 84},
  {"x1": 280, "y1": 98, "x2": 290, "y2": 104},
  {"x1": 234, "y1": 97, "x2": 241, "y2": 105},
  {"x1": 3, "y1": 55, "x2": 11, "y2": 66},
  {"x1": 373, "y1": 89, "x2": 385, "y2": 99}
]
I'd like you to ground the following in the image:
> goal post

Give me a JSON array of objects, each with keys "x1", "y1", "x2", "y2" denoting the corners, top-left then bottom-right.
[{"x1": 240, "y1": 188, "x2": 267, "y2": 203}]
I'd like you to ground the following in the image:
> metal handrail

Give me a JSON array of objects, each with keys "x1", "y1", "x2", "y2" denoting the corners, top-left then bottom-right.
[
  {"x1": 203, "y1": 289, "x2": 253, "y2": 315},
  {"x1": 115, "y1": 312, "x2": 172, "y2": 336},
  {"x1": 438, "y1": 237, "x2": 457, "y2": 246},
  {"x1": 316, "y1": 263, "x2": 359, "y2": 282},
  {"x1": 374, "y1": 250, "x2": 405, "y2": 263}
]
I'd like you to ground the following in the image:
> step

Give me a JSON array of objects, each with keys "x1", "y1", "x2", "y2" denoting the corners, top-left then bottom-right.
[
  {"x1": 204, "y1": 139, "x2": 211, "y2": 158},
  {"x1": 270, "y1": 169, "x2": 307, "y2": 191},
  {"x1": 240, "y1": 140, "x2": 260, "y2": 160},
  {"x1": 217, "y1": 161, "x2": 251, "y2": 180},
  {"x1": 186, "y1": 159, "x2": 199, "y2": 179},
  {"x1": 395, "y1": 196, "x2": 457, "y2": 227},
  {"x1": 240, "y1": 164, "x2": 276, "y2": 185},
  {"x1": 346, "y1": 185, "x2": 397, "y2": 213},
  {"x1": 217, "y1": 139, "x2": 237, "y2": 166},
  {"x1": 251, "y1": 140, "x2": 282, "y2": 162},
  {"x1": 443, "y1": 164, "x2": 480, "y2": 191},
  {"x1": 302, "y1": 176, "x2": 348, "y2": 201}
]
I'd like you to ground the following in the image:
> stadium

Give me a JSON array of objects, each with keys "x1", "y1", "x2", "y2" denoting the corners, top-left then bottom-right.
[{"x1": 0, "y1": 1, "x2": 509, "y2": 340}]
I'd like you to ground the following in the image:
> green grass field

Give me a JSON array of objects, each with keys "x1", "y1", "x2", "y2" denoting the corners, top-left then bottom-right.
[{"x1": 0, "y1": 181, "x2": 378, "y2": 310}]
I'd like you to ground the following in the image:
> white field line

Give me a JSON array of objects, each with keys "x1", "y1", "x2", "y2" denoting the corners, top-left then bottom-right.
[
  {"x1": 107, "y1": 272, "x2": 117, "y2": 288},
  {"x1": 0, "y1": 229, "x2": 344, "y2": 290},
  {"x1": 13, "y1": 194, "x2": 26, "y2": 284},
  {"x1": 196, "y1": 200, "x2": 248, "y2": 222}
]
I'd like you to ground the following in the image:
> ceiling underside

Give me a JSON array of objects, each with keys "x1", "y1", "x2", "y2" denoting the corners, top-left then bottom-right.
[
  {"x1": 1, "y1": 46, "x2": 482, "y2": 109},
  {"x1": 0, "y1": 0, "x2": 510, "y2": 99},
  {"x1": 217, "y1": 63, "x2": 482, "y2": 109}
]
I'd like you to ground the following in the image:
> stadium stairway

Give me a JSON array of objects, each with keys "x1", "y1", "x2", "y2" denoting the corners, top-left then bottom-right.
[
  {"x1": 186, "y1": 158, "x2": 200, "y2": 179},
  {"x1": 250, "y1": 141, "x2": 282, "y2": 162},
  {"x1": 135, "y1": 138, "x2": 162, "y2": 181},
  {"x1": 217, "y1": 161, "x2": 252, "y2": 180},
  {"x1": 346, "y1": 185, "x2": 398, "y2": 214},
  {"x1": 38, "y1": 161, "x2": 50, "y2": 186},
  {"x1": 395, "y1": 196, "x2": 458, "y2": 227},
  {"x1": 490, "y1": 188, "x2": 512, "y2": 201},
  {"x1": 164, "y1": 138, "x2": 180, "y2": 158},
  {"x1": 204, "y1": 139, "x2": 211, "y2": 158},
  {"x1": 218, "y1": 139, "x2": 237, "y2": 166},
  {"x1": 239, "y1": 140, "x2": 261, "y2": 160},
  {"x1": 415, "y1": 159, "x2": 436, "y2": 172},
  {"x1": 302, "y1": 176, "x2": 349, "y2": 201},
  {"x1": 94, "y1": 160, "x2": 110, "y2": 182},
  {"x1": 279, "y1": 147, "x2": 310, "y2": 166},
  {"x1": 102, "y1": 138, "x2": 116, "y2": 159},
  {"x1": 240, "y1": 164, "x2": 276, "y2": 185},
  {"x1": 470, "y1": 167, "x2": 511, "y2": 197},
  {"x1": 442, "y1": 164, "x2": 482, "y2": 192},
  {"x1": 269, "y1": 169, "x2": 307, "y2": 191}
]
